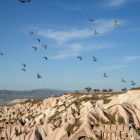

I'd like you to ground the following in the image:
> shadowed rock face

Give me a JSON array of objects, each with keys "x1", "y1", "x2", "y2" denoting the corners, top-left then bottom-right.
[{"x1": 0, "y1": 90, "x2": 140, "y2": 140}]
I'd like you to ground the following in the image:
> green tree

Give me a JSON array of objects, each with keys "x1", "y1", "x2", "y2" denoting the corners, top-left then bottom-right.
[{"x1": 85, "y1": 87, "x2": 92, "y2": 92}]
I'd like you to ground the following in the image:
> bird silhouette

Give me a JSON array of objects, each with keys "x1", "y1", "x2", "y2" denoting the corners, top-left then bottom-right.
[
  {"x1": 19, "y1": 0, "x2": 31, "y2": 3},
  {"x1": 0, "y1": 52, "x2": 4, "y2": 55},
  {"x1": 77, "y1": 56, "x2": 82, "y2": 61},
  {"x1": 22, "y1": 63, "x2": 26, "y2": 68},
  {"x1": 21, "y1": 68, "x2": 26, "y2": 72},
  {"x1": 37, "y1": 73, "x2": 42, "y2": 78},
  {"x1": 94, "y1": 30, "x2": 99, "y2": 35},
  {"x1": 37, "y1": 39, "x2": 41, "y2": 43},
  {"x1": 114, "y1": 20, "x2": 120, "y2": 28},
  {"x1": 122, "y1": 78, "x2": 126, "y2": 83},
  {"x1": 103, "y1": 73, "x2": 108, "y2": 77},
  {"x1": 43, "y1": 57, "x2": 48, "y2": 60},
  {"x1": 42, "y1": 45, "x2": 47, "y2": 49},
  {"x1": 89, "y1": 18, "x2": 94, "y2": 22},
  {"x1": 93, "y1": 56, "x2": 97, "y2": 61},
  {"x1": 29, "y1": 31, "x2": 33, "y2": 35},
  {"x1": 32, "y1": 46, "x2": 37, "y2": 51},
  {"x1": 131, "y1": 81, "x2": 136, "y2": 85}
]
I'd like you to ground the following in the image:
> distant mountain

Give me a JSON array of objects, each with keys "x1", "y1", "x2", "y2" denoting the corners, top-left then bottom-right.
[{"x1": 0, "y1": 88, "x2": 68, "y2": 101}]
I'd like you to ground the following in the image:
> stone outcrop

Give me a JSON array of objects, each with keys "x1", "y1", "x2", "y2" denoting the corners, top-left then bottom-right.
[{"x1": 0, "y1": 90, "x2": 140, "y2": 139}]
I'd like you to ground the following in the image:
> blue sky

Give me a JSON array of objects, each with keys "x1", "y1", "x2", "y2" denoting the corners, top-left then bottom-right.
[{"x1": 0, "y1": 0, "x2": 140, "y2": 91}]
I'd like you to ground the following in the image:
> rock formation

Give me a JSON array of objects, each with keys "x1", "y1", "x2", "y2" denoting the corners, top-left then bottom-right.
[{"x1": 0, "y1": 90, "x2": 140, "y2": 140}]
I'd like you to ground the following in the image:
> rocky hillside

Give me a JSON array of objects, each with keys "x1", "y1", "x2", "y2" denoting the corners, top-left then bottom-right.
[{"x1": 0, "y1": 90, "x2": 140, "y2": 140}]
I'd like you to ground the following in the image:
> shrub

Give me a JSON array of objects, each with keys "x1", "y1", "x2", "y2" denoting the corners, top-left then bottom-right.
[
  {"x1": 85, "y1": 87, "x2": 92, "y2": 92},
  {"x1": 106, "y1": 114, "x2": 116, "y2": 124},
  {"x1": 66, "y1": 118, "x2": 81, "y2": 136},
  {"x1": 103, "y1": 98, "x2": 111, "y2": 104},
  {"x1": 118, "y1": 116, "x2": 125, "y2": 124},
  {"x1": 136, "y1": 129, "x2": 140, "y2": 136}
]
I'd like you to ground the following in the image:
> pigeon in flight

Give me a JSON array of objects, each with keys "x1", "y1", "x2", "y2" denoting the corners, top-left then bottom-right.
[
  {"x1": 131, "y1": 81, "x2": 136, "y2": 85},
  {"x1": 103, "y1": 73, "x2": 108, "y2": 77},
  {"x1": 94, "y1": 30, "x2": 99, "y2": 35},
  {"x1": 77, "y1": 56, "x2": 82, "y2": 61},
  {"x1": 21, "y1": 63, "x2": 26, "y2": 72},
  {"x1": 93, "y1": 56, "x2": 97, "y2": 61},
  {"x1": 29, "y1": 31, "x2": 33, "y2": 35},
  {"x1": 0, "y1": 52, "x2": 4, "y2": 55},
  {"x1": 32, "y1": 46, "x2": 37, "y2": 51},
  {"x1": 22, "y1": 63, "x2": 26, "y2": 68},
  {"x1": 21, "y1": 68, "x2": 26, "y2": 72},
  {"x1": 89, "y1": 18, "x2": 94, "y2": 22},
  {"x1": 19, "y1": 0, "x2": 31, "y2": 3},
  {"x1": 37, "y1": 73, "x2": 42, "y2": 78},
  {"x1": 114, "y1": 20, "x2": 120, "y2": 28},
  {"x1": 122, "y1": 78, "x2": 126, "y2": 83},
  {"x1": 37, "y1": 39, "x2": 41, "y2": 43},
  {"x1": 43, "y1": 57, "x2": 48, "y2": 60},
  {"x1": 42, "y1": 45, "x2": 47, "y2": 49}
]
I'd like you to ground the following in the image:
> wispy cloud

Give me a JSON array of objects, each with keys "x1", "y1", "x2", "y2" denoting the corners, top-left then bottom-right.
[
  {"x1": 50, "y1": 42, "x2": 115, "y2": 60},
  {"x1": 104, "y1": 0, "x2": 129, "y2": 7},
  {"x1": 37, "y1": 19, "x2": 120, "y2": 45},
  {"x1": 98, "y1": 65, "x2": 127, "y2": 72},
  {"x1": 62, "y1": 5, "x2": 83, "y2": 11},
  {"x1": 37, "y1": 28, "x2": 92, "y2": 44},
  {"x1": 123, "y1": 56, "x2": 140, "y2": 62},
  {"x1": 50, "y1": 44, "x2": 83, "y2": 59}
]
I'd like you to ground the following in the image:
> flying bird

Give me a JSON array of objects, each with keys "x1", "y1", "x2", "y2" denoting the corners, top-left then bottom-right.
[
  {"x1": 89, "y1": 18, "x2": 94, "y2": 22},
  {"x1": 21, "y1": 68, "x2": 26, "y2": 72},
  {"x1": 43, "y1": 57, "x2": 48, "y2": 60},
  {"x1": 29, "y1": 31, "x2": 33, "y2": 35},
  {"x1": 37, "y1": 39, "x2": 41, "y2": 43},
  {"x1": 22, "y1": 63, "x2": 26, "y2": 68},
  {"x1": 0, "y1": 52, "x2": 4, "y2": 55},
  {"x1": 122, "y1": 78, "x2": 126, "y2": 83},
  {"x1": 32, "y1": 46, "x2": 37, "y2": 51},
  {"x1": 94, "y1": 30, "x2": 99, "y2": 35},
  {"x1": 19, "y1": 0, "x2": 31, "y2": 3},
  {"x1": 114, "y1": 20, "x2": 120, "y2": 28},
  {"x1": 37, "y1": 73, "x2": 42, "y2": 78},
  {"x1": 131, "y1": 81, "x2": 136, "y2": 85},
  {"x1": 103, "y1": 73, "x2": 108, "y2": 78},
  {"x1": 42, "y1": 45, "x2": 47, "y2": 49},
  {"x1": 93, "y1": 56, "x2": 97, "y2": 61},
  {"x1": 77, "y1": 56, "x2": 82, "y2": 61}
]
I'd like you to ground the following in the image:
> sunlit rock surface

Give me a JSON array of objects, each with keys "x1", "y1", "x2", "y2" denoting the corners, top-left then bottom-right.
[{"x1": 0, "y1": 90, "x2": 140, "y2": 140}]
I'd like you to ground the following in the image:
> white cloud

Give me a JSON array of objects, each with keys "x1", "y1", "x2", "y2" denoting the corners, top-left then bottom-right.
[
  {"x1": 98, "y1": 65, "x2": 127, "y2": 72},
  {"x1": 104, "y1": 0, "x2": 129, "y2": 7},
  {"x1": 50, "y1": 43, "x2": 115, "y2": 60},
  {"x1": 37, "y1": 28, "x2": 92, "y2": 44},
  {"x1": 37, "y1": 19, "x2": 119, "y2": 45},
  {"x1": 50, "y1": 44, "x2": 83, "y2": 59},
  {"x1": 35, "y1": 18, "x2": 122, "y2": 60},
  {"x1": 123, "y1": 56, "x2": 140, "y2": 62}
]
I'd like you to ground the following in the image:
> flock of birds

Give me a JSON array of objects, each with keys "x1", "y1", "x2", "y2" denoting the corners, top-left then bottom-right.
[
  {"x1": 76, "y1": 17, "x2": 136, "y2": 86},
  {"x1": 0, "y1": 0, "x2": 137, "y2": 88},
  {"x1": 23, "y1": 30, "x2": 48, "y2": 78}
]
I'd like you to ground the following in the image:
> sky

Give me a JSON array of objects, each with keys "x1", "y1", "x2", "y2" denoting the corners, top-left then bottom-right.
[{"x1": 0, "y1": 0, "x2": 140, "y2": 91}]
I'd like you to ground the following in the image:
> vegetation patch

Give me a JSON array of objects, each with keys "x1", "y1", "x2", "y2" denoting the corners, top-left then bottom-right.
[
  {"x1": 66, "y1": 118, "x2": 81, "y2": 137},
  {"x1": 106, "y1": 114, "x2": 116, "y2": 124},
  {"x1": 103, "y1": 98, "x2": 111, "y2": 104},
  {"x1": 27, "y1": 114, "x2": 36, "y2": 120},
  {"x1": 118, "y1": 116, "x2": 125, "y2": 124},
  {"x1": 130, "y1": 87, "x2": 140, "y2": 90},
  {"x1": 20, "y1": 99, "x2": 44, "y2": 105},
  {"x1": 48, "y1": 110, "x2": 62, "y2": 123},
  {"x1": 136, "y1": 129, "x2": 140, "y2": 136}
]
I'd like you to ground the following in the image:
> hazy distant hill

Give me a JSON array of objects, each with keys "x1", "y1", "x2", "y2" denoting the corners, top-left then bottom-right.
[{"x1": 0, "y1": 88, "x2": 67, "y2": 101}]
